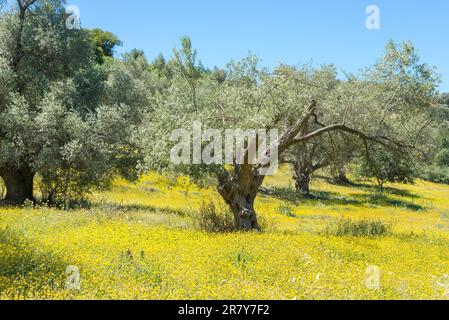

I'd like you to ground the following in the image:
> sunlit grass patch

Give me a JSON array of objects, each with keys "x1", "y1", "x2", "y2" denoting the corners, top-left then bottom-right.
[{"x1": 1, "y1": 166, "x2": 449, "y2": 300}]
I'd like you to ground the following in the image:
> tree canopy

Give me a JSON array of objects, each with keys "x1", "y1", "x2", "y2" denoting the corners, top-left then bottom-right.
[
  {"x1": 88, "y1": 28, "x2": 123, "y2": 64},
  {"x1": 0, "y1": 0, "x2": 141, "y2": 206}
]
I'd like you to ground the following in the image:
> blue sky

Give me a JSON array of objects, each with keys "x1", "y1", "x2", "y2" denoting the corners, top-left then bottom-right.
[{"x1": 70, "y1": 0, "x2": 449, "y2": 91}]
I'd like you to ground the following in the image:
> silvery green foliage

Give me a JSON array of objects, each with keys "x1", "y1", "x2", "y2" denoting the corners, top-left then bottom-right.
[
  {"x1": 35, "y1": 85, "x2": 134, "y2": 204},
  {"x1": 140, "y1": 42, "x2": 338, "y2": 178},
  {"x1": 327, "y1": 41, "x2": 438, "y2": 147},
  {"x1": 105, "y1": 51, "x2": 156, "y2": 116},
  {"x1": 141, "y1": 39, "x2": 439, "y2": 184},
  {"x1": 0, "y1": 1, "x2": 141, "y2": 205},
  {"x1": 355, "y1": 143, "x2": 416, "y2": 191},
  {"x1": 0, "y1": 56, "x2": 14, "y2": 110}
]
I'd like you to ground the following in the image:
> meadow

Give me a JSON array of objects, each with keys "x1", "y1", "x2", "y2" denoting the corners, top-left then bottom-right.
[{"x1": 1, "y1": 166, "x2": 449, "y2": 300}]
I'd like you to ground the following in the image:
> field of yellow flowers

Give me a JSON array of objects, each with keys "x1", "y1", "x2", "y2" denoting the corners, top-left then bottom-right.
[{"x1": 1, "y1": 166, "x2": 449, "y2": 300}]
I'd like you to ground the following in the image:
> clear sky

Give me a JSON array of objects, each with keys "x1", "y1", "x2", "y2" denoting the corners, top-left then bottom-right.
[{"x1": 70, "y1": 0, "x2": 449, "y2": 91}]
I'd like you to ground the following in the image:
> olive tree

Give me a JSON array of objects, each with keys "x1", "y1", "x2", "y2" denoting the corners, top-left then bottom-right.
[
  {"x1": 356, "y1": 144, "x2": 416, "y2": 192},
  {"x1": 0, "y1": 0, "x2": 93, "y2": 203},
  {"x1": 0, "y1": 0, "x2": 142, "y2": 205},
  {"x1": 141, "y1": 38, "x2": 438, "y2": 231},
  {"x1": 283, "y1": 129, "x2": 360, "y2": 196}
]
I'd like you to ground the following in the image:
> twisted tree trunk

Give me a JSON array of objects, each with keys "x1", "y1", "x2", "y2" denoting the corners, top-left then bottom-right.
[
  {"x1": 217, "y1": 166, "x2": 264, "y2": 231},
  {"x1": 293, "y1": 164, "x2": 312, "y2": 197},
  {"x1": 334, "y1": 165, "x2": 350, "y2": 185},
  {"x1": 215, "y1": 101, "x2": 318, "y2": 230},
  {"x1": 0, "y1": 166, "x2": 35, "y2": 205}
]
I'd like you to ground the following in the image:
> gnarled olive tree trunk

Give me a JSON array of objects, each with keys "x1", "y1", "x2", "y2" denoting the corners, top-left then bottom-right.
[
  {"x1": 0, "y1": 166, "x2": 35, "y2": 205},
  {"x1": 333, "y1": 165, "x2": 350, "y2": 185},
  {"x1": 293, "y1": 163, "x2": 312, "y2": 197},
  {"x1": 215, "y1": 101, "x2": 318, "y2": 231},
  {"x1": 217, "y1": 166, "x2": 264, "y2": 231},
  {"x1": 292, "y1": 158, "x2": 329, "y2": 197}
]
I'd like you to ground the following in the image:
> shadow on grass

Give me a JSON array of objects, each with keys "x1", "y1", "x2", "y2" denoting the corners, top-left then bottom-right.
[
  {"x1": 260, "y1": 185, "x2": 425, "y2": 211},
  {"x1": 92, "y1": 201, "x2": 190, "y2": 217},
  {"x1": 0, "y1": 200, "x2": 23, "y2": 208},
  {"x1": 0, "y1": 228, "x2": 67, "y2": 291},
  {"x1": 351, "y1": 193, "x2": 424, "y2": 211},
  {"x1": 316, "y1": 175, "x2": 418, "y2": 198},
  {"x1": 260, "y1": 187, "x2": 361, "y2": 206}
]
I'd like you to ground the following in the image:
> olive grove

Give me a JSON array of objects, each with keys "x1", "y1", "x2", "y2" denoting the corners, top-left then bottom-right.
[
  {"x1": 140, "y1": 39, "x2": 439, "y2": 230},
  {"x1": 0, "y1": 2, "x2": 443, "y2": 232}
]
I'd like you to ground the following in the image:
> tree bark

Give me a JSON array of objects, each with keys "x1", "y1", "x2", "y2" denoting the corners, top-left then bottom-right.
[
  {"x1": 293, "y1": 163, "x2": 311, "y2": 197},
  {"x1": 376, "y1": 178, "x2": 385, "y2": 193},
  {"x1": 215, "y1": 101, "x2": 316, "y2": 230},
  {"x1": 0, "y1": 166, "x2": 35, "y2": 205},
  {"x1": 12, "y1": 1, "x2": 32, "y2": 72},
  {"x1": 334, "y1": 166, "x2": 350, "y2": 185},
  {"x1": 217, "y1": 166, "x2": 264, "y2": 231}
]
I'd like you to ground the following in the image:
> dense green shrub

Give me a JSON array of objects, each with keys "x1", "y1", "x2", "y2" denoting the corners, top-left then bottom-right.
[
  {"x1": 325, "y1": 218, "x2": 393, "y2": 237},
  {"x1": 420, "y1": 165, "x2": 449, "y2": 184},
  {"x1": 193, "y1": 202, "x2": 236, "y2": 233}
]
